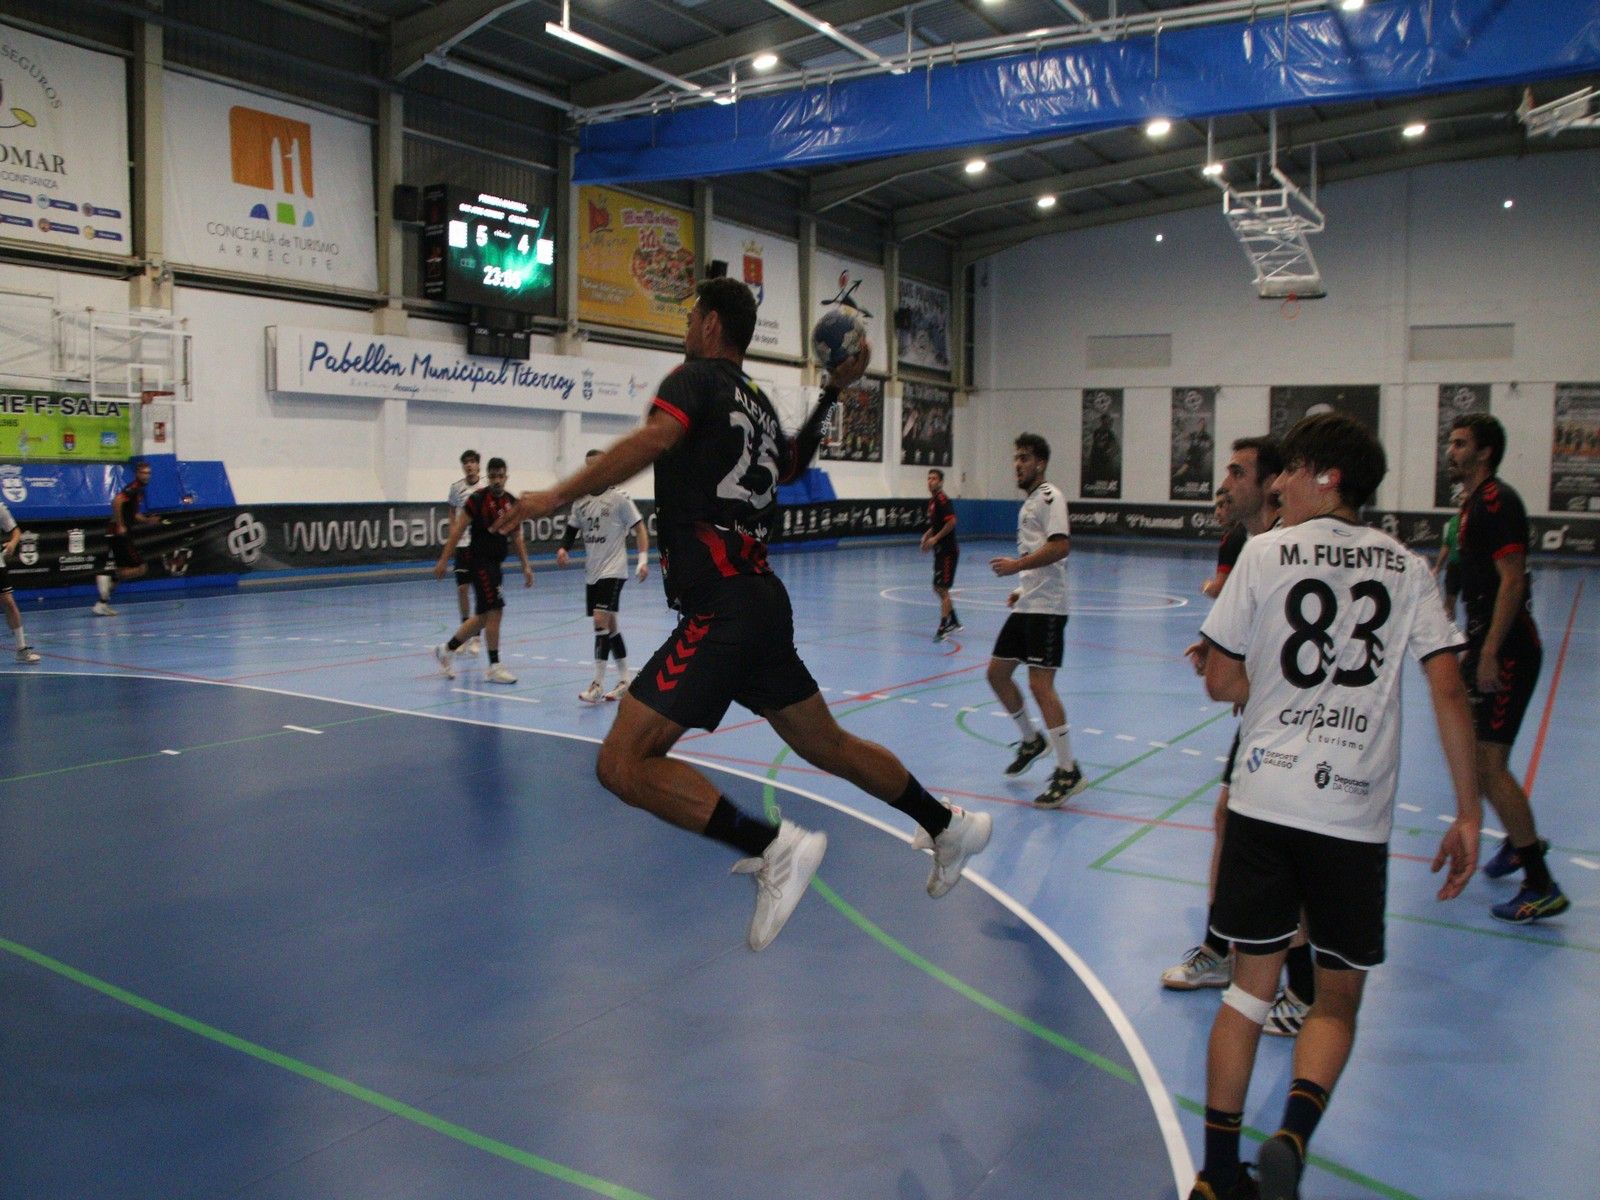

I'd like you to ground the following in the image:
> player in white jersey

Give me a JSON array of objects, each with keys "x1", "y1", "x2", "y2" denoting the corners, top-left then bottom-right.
[
  {"x1": 558, "y1": 450, "x2": 650, "y2": 703},
  {"x1": 987, "y1": 433, "x2": 1084, "y2": 808},
  {"x1": 0, "y1": 500, "x2": 41, "y2": 662},
  {"x1": 447, "y1": 449, "x2": 483, "y2": 656},
  {"x1": 1186, "y1": 413, "x2": 1480, "y2": 1200}
]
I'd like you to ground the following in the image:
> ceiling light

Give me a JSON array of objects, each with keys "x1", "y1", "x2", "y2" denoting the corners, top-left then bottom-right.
[
  {"x1": 1037, "y1": 194, "x2": 1057, "y2": 210},
  {"x1": 1155, "y1": 233, "x2": 1164, "y2": 243},
  {"x1": 1503, "y1": 198, "x2": 1515, "y2": 209},
  {"x1": 1402, "y1": 122, "x2": 1427, "y2": 138},
  {"x1": 964, "y1": 158, "x2": 987, "y2": 175},
  {"x1": 1145, "y1": 117, "x2": 1172, "y2": 138},
  {"x1": 1201, "y1": 161, "x2": 1224, "y2": 177},
  {"x1": 752, "y1": 53, "x2": 778, "y2": 72},
  {"x1": 1340, "y1": 0, "x2": 1366, "y2": 11},
  {"x1": 713, "y1": 94, "x2": 735, "y2": 106}
]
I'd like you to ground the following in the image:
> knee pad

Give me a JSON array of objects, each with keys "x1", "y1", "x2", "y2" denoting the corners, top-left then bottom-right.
[{"x1": 1222, "y1": 984, "x2": 1272, "y2": 1026}]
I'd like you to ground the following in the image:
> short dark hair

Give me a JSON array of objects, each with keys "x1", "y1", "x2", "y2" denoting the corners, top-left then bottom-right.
[
  {"x1": 486, "y1": 456, "x2": 507, "y2": 473},
  {"x1": 460, "y1": 449, "x2": 480, "y2": 465},
  {"x1": 694, "y1": 277, "x2": 758, "y2": 355},
  {"x1": 586, "y1": 448, "x2": 603, "y2": 460},
  {"x1": 1450, "y1": 412, "x2": 1506, "y2": 471},
  {"x1": 1281, "y1": 412, "x2": 1387, "y2": 508},
  {"x1": 1014, "y1": 432, "x2": 1051, "y2": 463},
  {"x1": 1231, "y1": 435, "x2": 1284, "y2": 482},
  {"x1": 927, "y1": 468, "x2": 944, "y2": 482}
]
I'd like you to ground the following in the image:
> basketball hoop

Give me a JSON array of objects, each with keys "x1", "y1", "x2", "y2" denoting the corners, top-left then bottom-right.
[{"x1": 140, "y1": 389, "x2": 175, "y2": 406}]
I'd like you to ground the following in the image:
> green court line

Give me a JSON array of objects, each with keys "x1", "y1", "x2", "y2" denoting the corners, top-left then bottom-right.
[
  {"x1": 0, "y1": 938, "x2": 655, "y2": 1200},
  {"x1": 1088, "y1": 773, "x2": 1224, "y2": 871}
]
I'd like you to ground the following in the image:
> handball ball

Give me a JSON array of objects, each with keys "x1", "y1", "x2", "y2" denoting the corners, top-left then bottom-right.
[{"x1": 811, "y1": 307, "x2": 867, "y2": 372}]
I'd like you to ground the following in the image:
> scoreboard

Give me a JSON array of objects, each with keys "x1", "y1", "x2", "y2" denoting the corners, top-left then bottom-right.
[{"x1": 422, "y1": 185, "x2": 555, "y2": 314}]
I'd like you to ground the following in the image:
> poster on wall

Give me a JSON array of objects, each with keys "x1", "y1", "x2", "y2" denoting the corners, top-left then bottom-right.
[
  {"x1": 1169, "y1": 387, "x2": 1217, "y2": 502},
  {"x1": 820, "y1": 378, "x2": 883, "y2": 462},
  {"x1": 709, "y1": 219, "x2": 800, "y2": 358},
  {"x1": 0, "y1": 389, "x2": 131, "y2": 462},
  {"x1": 1268, "y1": 385, "x2": 1380, "y2": 438},
  {"x1": 1551, "y1": 382, "x2": 1600, "y2": 514},
  {"x1": 811, "y1": 251, "x2": 887, "y2": 366},
  {"x1": 0, "y1": 24, "x2": 131, "y2": 255},
  {"x1": 1081, "y1": 388, "x2": 1123, "y2": 499},
  {"x1": 900, "y1": 382, "x2": 952, "y2": 467},
  {"x1": 578, "y1": 185, "x2": 697, "y2": 336},
  {"x1": 896, "y1": 278, "x2": 951, "y2": 374},
  {"x1": 161, "y1": 72, "x2": 377, "y2": 290},
  {"x1": 1435, "y1": 384, "x2": 1490, "y2": 507}
]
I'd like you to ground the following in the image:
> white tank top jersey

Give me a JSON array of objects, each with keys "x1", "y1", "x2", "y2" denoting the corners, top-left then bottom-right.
[
  {"x1": 1013, "y1": 482, "x2": 1071, "y2": 615},
  {"x1": 1200, "y1": 516, "x2": 1466, "y2": 843},
  {"x1": 0, "y1": 499, "x2": 14, "y2": 568},
  {"x1": 448, "y1": 477, "x2": 479, "y2": 549},
  {"x1": 571, "y1": 489, "x2": 644, "y2": 584}
]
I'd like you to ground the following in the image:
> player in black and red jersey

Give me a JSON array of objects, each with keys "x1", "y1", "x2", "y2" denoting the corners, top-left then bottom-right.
[
  {"x1": 1445, "y1": 414, "x2": 1568, "y2": 923},
  {"x1": 921, "y1": 468, "x2": 961, "y2": 640},
  {"x1": 495, "y1": 278, "x2": 991, "y2": 951},
  {"x1": 432, "y1": 456, "x2": 532, "y2": 686},
  {"x1": 92, "y1": 460, "x2": 160, "y2": 616}
]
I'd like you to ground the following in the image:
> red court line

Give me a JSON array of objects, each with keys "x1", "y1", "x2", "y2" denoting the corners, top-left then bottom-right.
[
  {"x1": 34, "y1": 652, "x2": 222, "y2": 684},
  {"x1": 1521, "y1": 577, "x2": 1585, "y2": 797}
]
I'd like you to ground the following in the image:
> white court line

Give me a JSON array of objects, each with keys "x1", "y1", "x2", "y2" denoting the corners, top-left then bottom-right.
[
  {"x1": 282, "y1": 725, "x2": 323, "y2": 735},
  {"x1": 452, "y1": 688, "x2": 542, "y2": 704},
  {"x1": 1115, "y1": 734, "x2": 1137, "y2": 743},
  {"x1": 1484, "y1": 828, "x2": 1507, "y2": 840},
  {"x1": 161, "y1": 749, "x2": 181, "y2": 756},
  {"x1": 1398, "y1": 803, "x2": 1422, "y2": 813},
  {"x1": 929, "y1": 702, "x2": 948, "y2": 709},
  {"x1": 1572, "y1": 858, "x2": 1599, "y2": 871},
  {"x1": 1181, "y1": 748, "x2": 1202, "y2": 757},
  {"x1": 1082, "y1": 727, "x2": 1103, "y2": 735}
]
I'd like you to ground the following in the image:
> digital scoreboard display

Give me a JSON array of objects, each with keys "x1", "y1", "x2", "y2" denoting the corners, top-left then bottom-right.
[{"x1": 422, "y1": 185, "x2": 555, "y2": 314}]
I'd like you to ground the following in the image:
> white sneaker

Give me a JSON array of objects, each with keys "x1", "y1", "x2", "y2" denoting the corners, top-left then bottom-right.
[
  {"x1": 913, "y1": 804, "x2": 993, "y2": 898},
  {"x1": 434, "y1": 643, "x2": 456, "y2": 679},
  {"x1": 730, "y1": 821, "x2": 827, "y2": 951},
  {"x1": 1160, "y1": 944, "x2": 1232, "y2": 990},
  {"x1": 16, "y1": 646, "x2": 41, "y2": 664},
  {"x1": 460, "y1": 637, "x2": 481, "y2": 656},
  {"x1": 485, "y1": 663, "x2": 517, "y2": 684},
  {"x1": 92, "y1": 602, "x2": 118, "y2": 617},
  {"x1": 578, "y1": 681, "x2": 605, "y2": 704},
  {"x1": 604, "y1": 677, "x2": 630, "y2": 702},
  {"x1": 1264, "y1": 987, "x2": 1310, "y2": 1037}
]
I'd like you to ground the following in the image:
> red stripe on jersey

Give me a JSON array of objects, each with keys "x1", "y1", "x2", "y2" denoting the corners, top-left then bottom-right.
[
  {"x1": 652, "y1": 396, "x2": 691, "y2": 429},
  {"x1": 694, "y1": 524, "x2": 739, "y2": 577}
]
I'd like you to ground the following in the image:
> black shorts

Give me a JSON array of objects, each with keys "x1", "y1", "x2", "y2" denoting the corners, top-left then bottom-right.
[
  {"x1": 108, "y1": 532, "x2": 142, "y2": 569},
  {"x1": 586, "y1": 578, "x2": 626, "y2": 615},
  {"x1": 1463, "y1": 634, "x2": 1541, "y2": 746},
  {"x1": 1221, "y1": 727, "x2": 1241, "y2": 788},
  {"x1": 629, "y1": 574, "x2": 819, "y2": 731},
  {"x1": 1212, "y1": 810, "x2": 1387, "y2": 970},
  {"x1": 453, "y1": 547, "x2": 472, "y2": 587},
  {"x1": 1443, "y1": 561, "x2": 1460, "y2": 597},
  {"x1": 467, "y1": 558, "x2": 505, "y2": 616},
  {"x1": 933, "y1": 545, "x2": 958, "y2": 590},
  {"x1": 991, "y1": 612, "x2": 1067, "y2": 670},
  {"x1": 0, "y1": 560, "x2": 10, "y2": 594}
]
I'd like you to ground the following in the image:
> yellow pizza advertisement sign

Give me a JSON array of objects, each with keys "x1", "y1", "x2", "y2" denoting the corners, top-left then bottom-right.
[{"x1": 578, "y1": 186, "x2": 697, "y2": 337}]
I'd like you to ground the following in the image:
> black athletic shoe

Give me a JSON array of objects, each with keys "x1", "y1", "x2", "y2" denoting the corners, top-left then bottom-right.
[
  {"x1": 1257, "y1": 1135, "x2": 1303, "y2": 1200},
  {"x1": 1189, "y1": 1164, "x2": 1260, "y2": 1200},
  {"x1": 947, "y1": 614, "x2": 963, "y2": 632},
  {"x1": 934, "y1": 619, "x2": 951, "y2": 642},
  {"x1": 1004, "y1": 733, "x2": 1049, "y2": 776},
  {"x1": 1034, "y1": 763, "x2": 1086, "y2": 809}
]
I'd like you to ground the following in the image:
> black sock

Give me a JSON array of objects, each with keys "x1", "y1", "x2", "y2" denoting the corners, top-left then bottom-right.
[
  {"x1": 1202, "y1": 1107, "x2": 1243, "y2": 1178},
  {"x1": 1274, "y1": 1078, "x2": 1330, "y2": 1163},
  {"x1": 610, "y1": 632, "x2": 627, "y2": 660},
  {"x1": 446, "y1": 636, "x2": 463, "y2": 651},
  {"x1": 703, "y1": 797, "x2": 779, "y2": 858},
  {"x1": 1518, "y1": 839, "x2": 1554, "y2": 891},
  {"x1": 1203, "y1": 905, "x2": 1229, "y2": 957},
  {"x1": 1285, "y1": 942, "x2": 1316, "y2": 1002},
  {"x1": 950, "y1": 607, "x2": 959, "y2": 624},
  {"x1": 890, "y1": 774, "x2": 951, "y2": 838},
  {"x1": 594, "y1": 632, "x2": 609, "y2": 661},
  {"x1": 488, "y1": 649, "x2": 500, "y2": 664}
]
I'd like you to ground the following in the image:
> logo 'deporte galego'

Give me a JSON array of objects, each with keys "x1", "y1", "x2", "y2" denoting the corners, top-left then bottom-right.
[
  {"x1": 1246, "y1": 747, "x2": 1265, "y2": 773},
  {"x1": 1314, "y1": 761, "x2": 1333, "y2": 790},
  {"x1": 229, "y1": 106, "x2": 316, "y2": 229},
  {"x1": 227, "y1": 512, "x2": 267, "y2": 563}
]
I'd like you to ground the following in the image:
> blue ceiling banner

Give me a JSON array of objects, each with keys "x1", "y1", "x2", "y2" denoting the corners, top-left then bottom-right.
[{"x1": 575, "y1": 0, "x2": 1600, "y2": 184}]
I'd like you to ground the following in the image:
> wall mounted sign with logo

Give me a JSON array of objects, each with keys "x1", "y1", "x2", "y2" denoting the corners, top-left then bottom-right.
[
  {"x1": 0, "y1": 24, "x2": 131, "y2": 255},
  {"x1": 420, "y1": 184, "x2": 555, "y2": 315},
  {"x1": 1169, "y1": 387, "x2": 1217, "y2": 502},
  {"x1": 708, "y1": 218, "x2": 801, "y2": 358},
  {"x1": 1434, "y1": 383, "x2": 1489, "y2": 508},
  {"x1": 1081, "y1": 388, "x2": 1124, "y2": 500},
  {"x1": 266, "y1": 325, "x2": 656, "y2": 417},
  {"x1": 1267, "y1": 385, "x2": 1380, "y2": 439},
  {"x1": 819, "y1": 377, "x2": 883, "y2": 463},
  {"x1": 577, "y1": 185, "x2": 697, "y2": 336},
  {"x1": 896, "y1": 278, "x2": 951, "y2": 375},
  {"x1": 160, "y1": 72, "x2": 377, "y2": 291},
  {"x1": 0, "y1": 389, "x2": 130, "y2": 462},
  {"x1": 901, "y1": 382, "x2": 953, "y2": 467},
  {"x1": 1551, "y1": 383, "x2": 1600, "y2": 514},
  {"x1": 810, "y1": 250, "x2": 887, "y2": 367}
]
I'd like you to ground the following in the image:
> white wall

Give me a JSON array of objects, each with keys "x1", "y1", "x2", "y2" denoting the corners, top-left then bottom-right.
[{"x1": 971, "y1": 149, "x2": 1600, "y2": 515}]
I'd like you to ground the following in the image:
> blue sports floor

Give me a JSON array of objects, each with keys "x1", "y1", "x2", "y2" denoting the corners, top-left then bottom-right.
[{"x1": 2, "y1": 539, "x2": 1595, "y2": 1200}]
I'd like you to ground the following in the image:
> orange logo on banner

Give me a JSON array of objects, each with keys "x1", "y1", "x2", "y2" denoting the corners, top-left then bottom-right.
[
  {"x1": 229, "y1": 106, "x2": 315, "y2": 196},
  {"x1": 743, "y1": 254, "x2": 763, "y2": 287},
  {"x1": 588, "y1": 197, "x2": 611, "y2": 234}
]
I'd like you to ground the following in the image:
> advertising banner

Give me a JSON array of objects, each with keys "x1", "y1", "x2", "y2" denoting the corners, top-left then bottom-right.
[
  {"x1": 709, "y1": 218, "x2": 801, "y2": 358},
  {"x1": 1434, "y1": 383, "x2": 1490, "y2": 507},
  {"x1": 1081, "y1": 388, "x2": 1123, "y2": 499},
  {"x1": 0, "y1": 24, "x2": 131, "y2": 255},
  {"x1": 820, "y1": 378, "x2": 883, "y2": 463},
  {"x1": 901, "y1": 382, "x2": 953, "y2": 467},
  {"x1": 0, "y1": 389, "x2": 131, "y2": 462},
  {"x1": 777, "y1": 498, "x2": 926, "y2": 544},
  {"x1": 161, "y1": 71, "x2": 377, "y2": 291},
  {"x1": 1268, "y1": 385, "x2": 1380, "y2": 438},
  {"x1": 267, "y1": 326, "x2": 658, "y2": 416},
  {"x1": 896, "y1": 278, "x2": 951, "y2": 374},
  {"x1": 1551, "y1": 382, "x2": 1600, "y2": 513},
  {"x1": 1169, "y1": 387, "x2": 1217, "y2": 502},
  {"x1": 578, "y1": 185, "x2": 697, "y2": 336},
  {"x1": 811, "y1": 250, "x2": 887, "y2": 365}
]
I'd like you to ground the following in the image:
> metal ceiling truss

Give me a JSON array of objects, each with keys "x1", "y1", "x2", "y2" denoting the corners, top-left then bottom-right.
[
  {"x1": 1215, "y1": 112, "x2": 1327, "y2": 298},
  {"x1": 1519, "y1": 85, "x2": 1600, "y2": 135}
]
